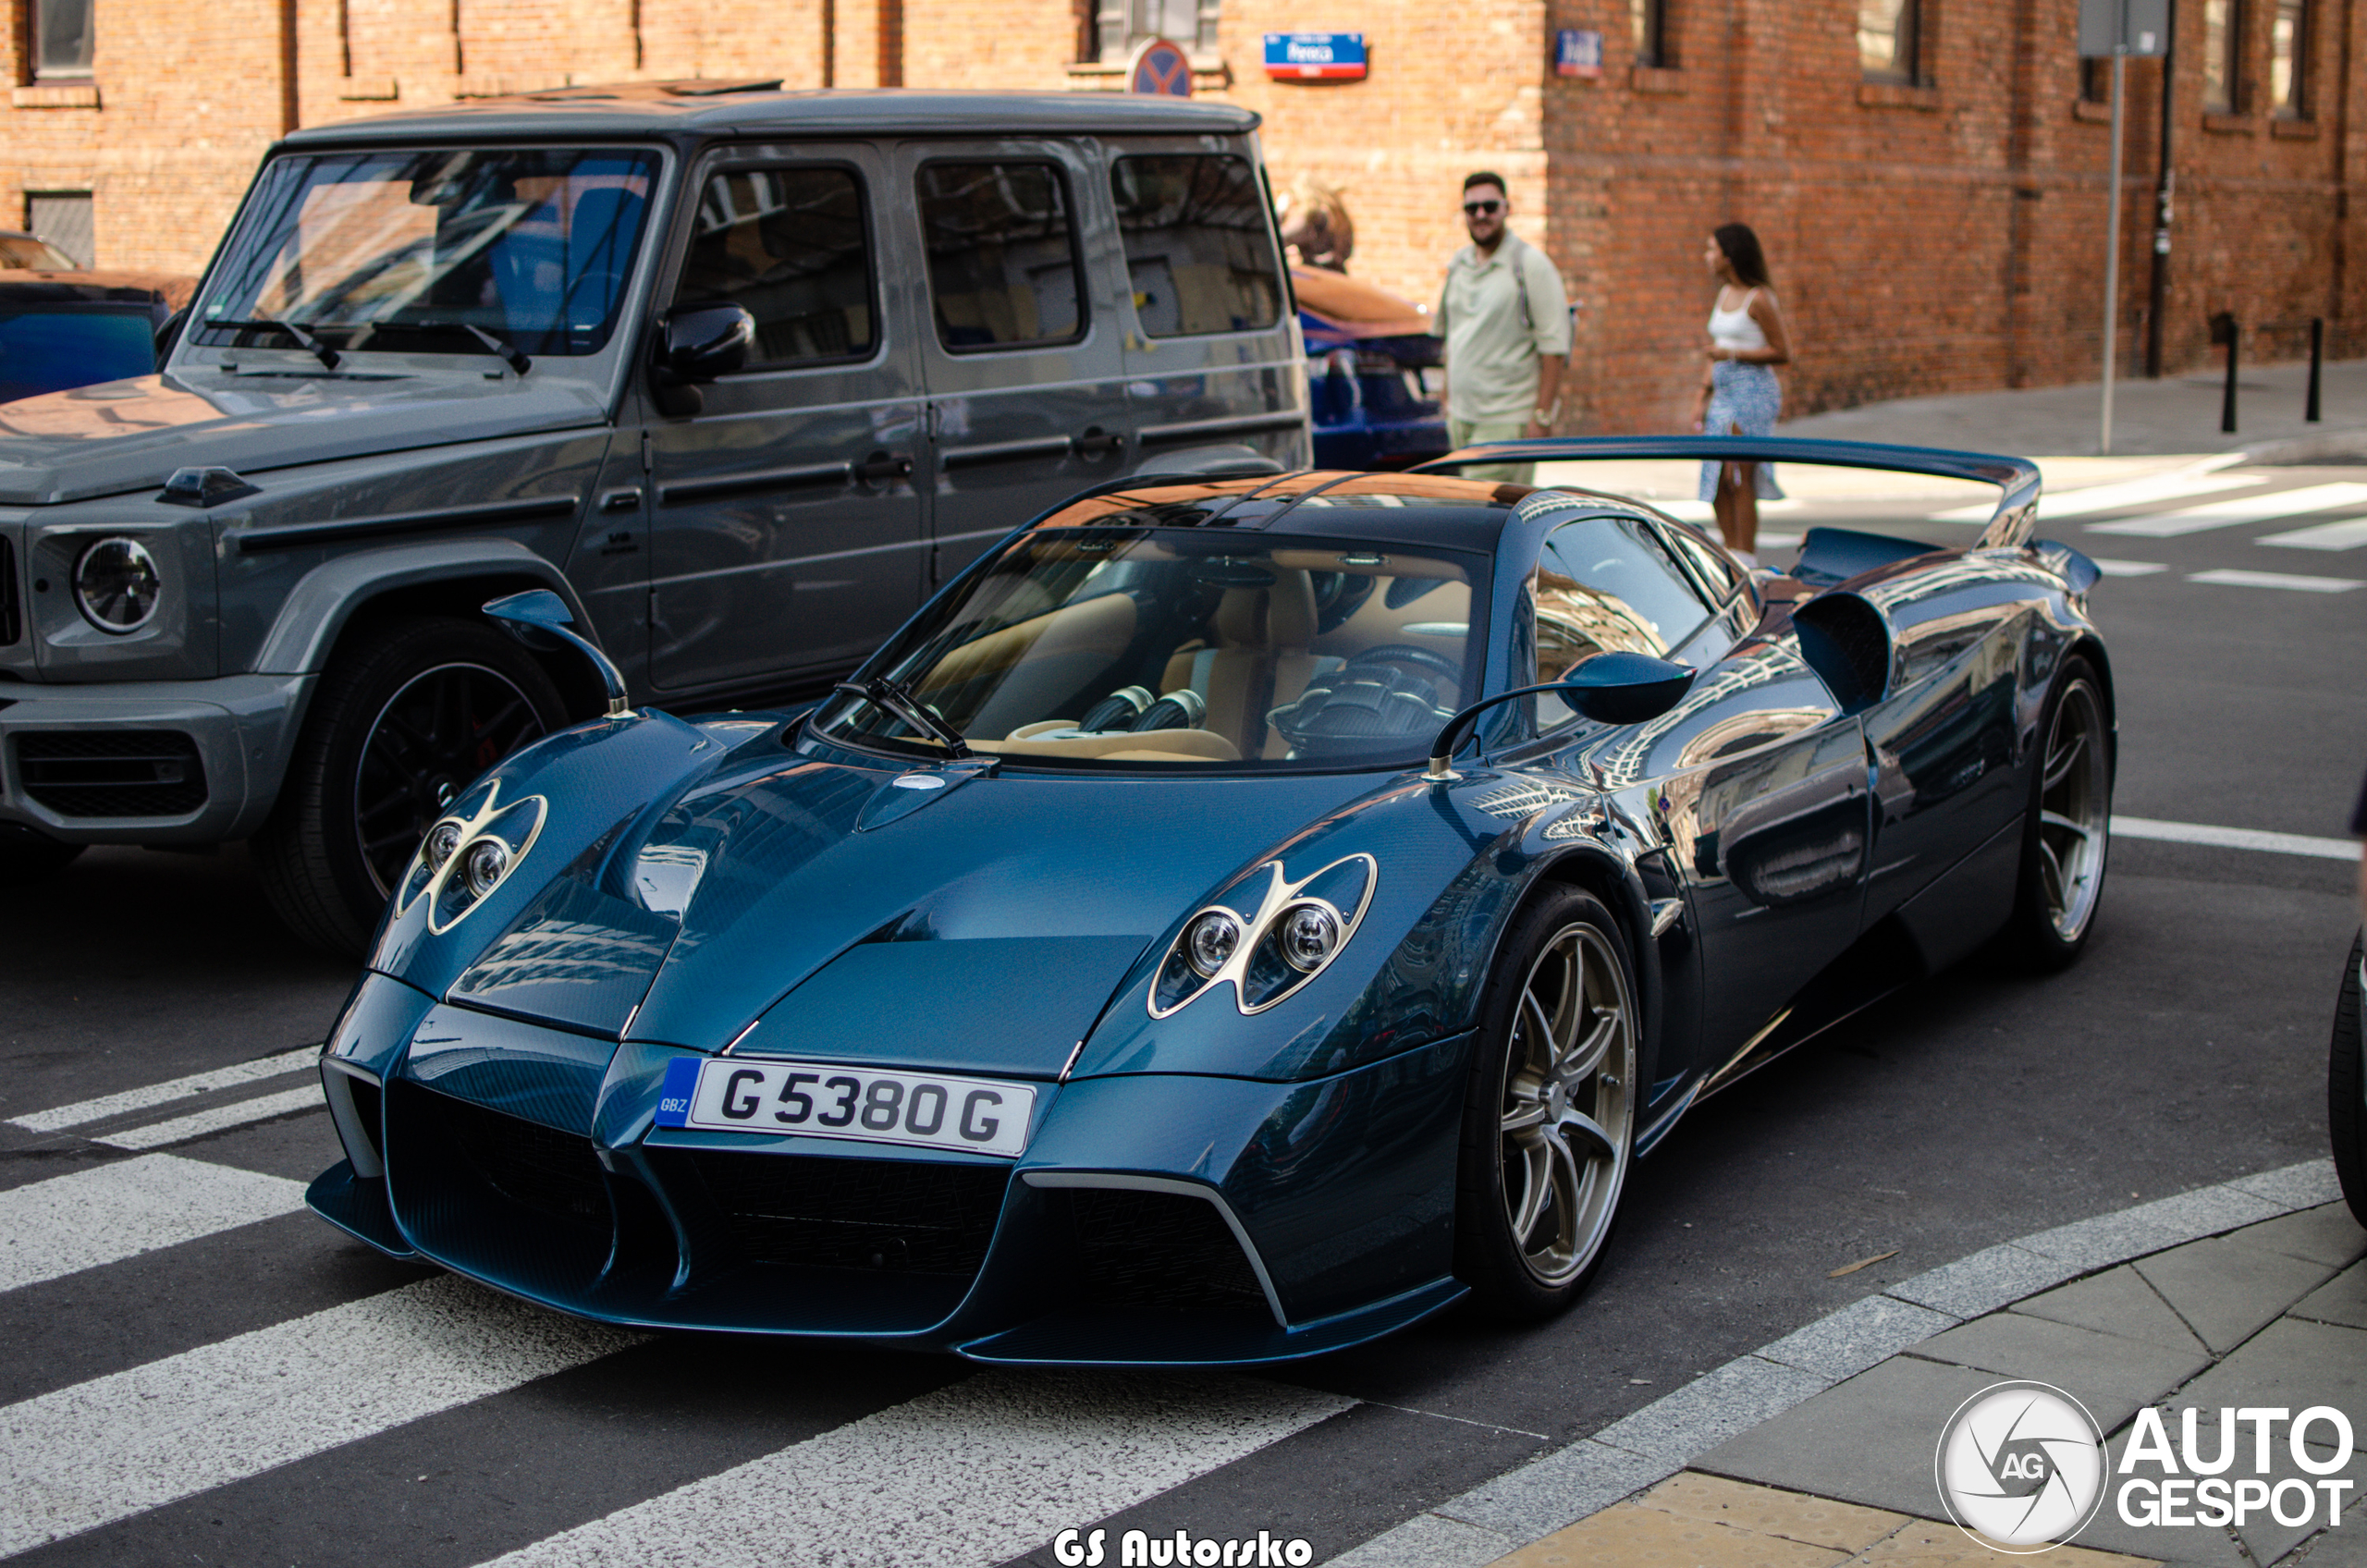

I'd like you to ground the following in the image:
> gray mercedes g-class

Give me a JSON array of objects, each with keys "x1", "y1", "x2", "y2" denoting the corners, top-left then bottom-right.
[{"x1": 0, "y1": 82, "x2": 1308, "y2": 950}]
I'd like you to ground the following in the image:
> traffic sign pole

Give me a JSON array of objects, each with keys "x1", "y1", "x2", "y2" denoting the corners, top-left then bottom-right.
[{"x1": 2101, "y1": 49, "x2": 2125, "y2": 455}]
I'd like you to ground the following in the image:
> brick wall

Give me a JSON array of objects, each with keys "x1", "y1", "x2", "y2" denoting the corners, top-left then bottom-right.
[{"x1": 0, "y1": 0, "x2": 2352, "y2": 432}]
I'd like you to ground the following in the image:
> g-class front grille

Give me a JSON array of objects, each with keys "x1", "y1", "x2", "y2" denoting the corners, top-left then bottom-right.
[
  {"x1": 16, "y1": 730, "x2": 206, "y2": 817},
  {"x1": 1068, "y1": 1187, "x2": 1269, "y2": 1315},
  {"x1": 681, "y1": 1149, "x2": 1008, "y2": 1276}
]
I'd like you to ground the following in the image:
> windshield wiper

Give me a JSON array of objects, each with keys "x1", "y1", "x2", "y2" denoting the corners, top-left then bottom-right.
[
  {"x1": 831, "y1": 677, "x2": 971, "y2": 759},
  {"x1": 203, "y1": 317, "x2": 340, "y2": 371},
  {"x1": 299, "y1": 319, "x2": 533, "y2": 375}
]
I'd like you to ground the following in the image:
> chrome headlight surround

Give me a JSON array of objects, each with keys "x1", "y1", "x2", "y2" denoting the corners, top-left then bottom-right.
[
  {"x1": 1149, "y1": 853, "x2": 1377, "y2": 1018},
  {"x1": 395, "y1": 778, "x2": 546, "y2": 935},
  {"x1": 72, "y1": 535, "x2": 163, "y2": 633}
]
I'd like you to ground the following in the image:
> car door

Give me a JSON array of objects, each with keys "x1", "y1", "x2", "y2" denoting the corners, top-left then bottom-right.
[
  {"x1": 644, "y1": 145, "x2": 927, "y2": 693},
  {"x1": 892, "y1": 140, "x2": 1134, "y2": 591},
  {"x1": 1101, "y1": 138, "x2": 1310, "y2": 471}
]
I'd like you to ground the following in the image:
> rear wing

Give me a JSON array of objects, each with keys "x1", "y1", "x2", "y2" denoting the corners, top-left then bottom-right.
[{"x1": 1410, "y1": 435, "x2": 2042, "y2": 552}]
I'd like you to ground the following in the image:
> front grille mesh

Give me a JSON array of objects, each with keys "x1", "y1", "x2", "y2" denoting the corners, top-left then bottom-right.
[
  {"x1": 16, "y1": 729, "x2": 206, "y2": 816},
  {"x1": 1069, "y1": 1187, "x2": 1269, "y2": 1314},
  {"x1": 684, "y1": 1149, "x2": 1007, "y2": 1275},
  {"x1": 436, "y1": 1094, "x2": 610, "y2": 1231}
]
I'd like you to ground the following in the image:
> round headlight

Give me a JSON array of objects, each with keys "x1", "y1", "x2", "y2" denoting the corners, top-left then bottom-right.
[
  {"x1": 461, "y1": 838, "x2": 509, "y2": 898},
  {"x1": 74, "y1": 536, "x2": 161, "y2": 633},
  {"x1": 422, "y1": 820, "x2": 464, "y2": 872},
  {"x1": 1279, "y1": 904, "x2": 1341, "y2": 973},
  {"x1": 1185, "y1": 910, "x2": 1242, "y2": 978}
]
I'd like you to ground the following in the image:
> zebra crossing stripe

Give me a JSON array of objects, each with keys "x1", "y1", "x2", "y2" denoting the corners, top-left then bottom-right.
[
  {"x1": 0, "y1": 1155, "x2": 306, "y2": 1295},
  {"x1": 2112, "y1": 815, "x2": 2358, "y2": 860},
  {"x1": 2088, "y1": 481, "x2": 2367, "y2": 537},
  {"x1": 0, "y1": 1275, "x2": 641, "y2": 1559},
  {"x1": 2186, "y1": 568, "x2": 2362, "y2": 594},
  {"x1": 1928, "y1": 470, "x2": 2261, "y2": 523},
  {"x1": 9, "y1": 1046, "x2": 319, "y2": 1133},
  {"x1": 93, "y1": 1086, "x2": 326, "y2": 1151},
  {"x1": 2261, "y1": 516, "x2": 2367, "y2": 551},
  {"x1": 474, "y1": 1370, "x2": 1354, "y2": 1568}
]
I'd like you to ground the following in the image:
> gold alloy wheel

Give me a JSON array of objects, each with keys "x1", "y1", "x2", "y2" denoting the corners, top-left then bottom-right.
[{"x1": 1497, "y1": 921, "x2": 1637, "y2": 1288}]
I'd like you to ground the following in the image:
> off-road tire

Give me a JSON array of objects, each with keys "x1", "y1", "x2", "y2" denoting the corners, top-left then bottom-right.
[{"x1": 255, "y1": 616, "x2": 564, "y2": 954}]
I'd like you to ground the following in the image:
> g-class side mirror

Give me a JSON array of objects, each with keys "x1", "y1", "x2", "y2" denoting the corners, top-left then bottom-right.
[{"x1": 659, "y1": 303, "x2": 754, "y2": 383}]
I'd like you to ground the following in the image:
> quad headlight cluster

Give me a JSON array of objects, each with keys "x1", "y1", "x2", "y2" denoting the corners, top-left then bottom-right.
[
  {"x1": 396, "y1": 779, "x2": 546, "y2": 934},
  {"x1": 1153, "y1": 853, "x2": 1377, "y2": 1018}
]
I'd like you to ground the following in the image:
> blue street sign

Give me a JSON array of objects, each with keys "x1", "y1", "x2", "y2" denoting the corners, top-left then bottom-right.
[{"x1": 1262, "y1": 32, "x2": 1368, "y2": 80}]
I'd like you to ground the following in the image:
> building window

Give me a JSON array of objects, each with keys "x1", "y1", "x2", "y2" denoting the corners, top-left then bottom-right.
[
  {"x1": 2201, "y1": 0, "x2": 2240, "y2": 110},
  {"x1": 2079, "y1": 55, "x2": 2111, "y2": 101},
  {"x1": 32, "y1": 0, "x2": 92, "y2": 77},
  {"x1": 1858, "y1": 0, "x2": 1919, "y2": 82},
  {"x1": 2269, "y1": 0, "x2": 2306, "y2": 114},
  {"x1": 1632, "y1": 0, "x2": 1672, "y2": 67},
  {"x1": 26, "y1": 191, "x2": 92, "y2": 267},
  {"x1": 1094, "y1": 0, "x2": 1219, "y2": 62}
]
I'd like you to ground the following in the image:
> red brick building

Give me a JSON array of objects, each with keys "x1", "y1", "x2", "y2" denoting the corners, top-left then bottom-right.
[{"x1": 3, "y1": 0, "x2": 2358, "y2": 431}]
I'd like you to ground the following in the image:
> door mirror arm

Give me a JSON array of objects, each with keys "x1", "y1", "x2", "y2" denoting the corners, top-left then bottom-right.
[{"x1": 1425, "y1": 652, "x2": 1695, "y2": 781}]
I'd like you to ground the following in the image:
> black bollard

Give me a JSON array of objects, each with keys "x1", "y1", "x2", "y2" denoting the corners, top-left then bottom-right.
[
  {"x1": 2308, "y1": 317, "x2": 2323, "y2": 423},
  {"x1": 2212, "y1": 315, "x2": 2239, "y2": 435}
]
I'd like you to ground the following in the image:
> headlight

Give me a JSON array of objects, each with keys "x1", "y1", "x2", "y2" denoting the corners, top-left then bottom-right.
[
  {"x1": 461, "y1": 838, "x2": 509, "y2": 898},
  {"x1": 1277, "y1": 903, "x2": 1340, "y2": 972},
  {"x1": 423, "y1": 821, "x2": 463, "y2": 872},
  {"x1": 1185, "y1": 911, "x2": 1242, "y2": 977},
  {"x1": 391, "y1": 782, "x2": 545, "y2": 933},
  {"x1": 73, "y1": 536, "x2": 162, "y2": 633}
]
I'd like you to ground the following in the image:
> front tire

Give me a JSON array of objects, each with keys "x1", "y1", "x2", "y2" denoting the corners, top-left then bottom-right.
[
  {"x1": 0, "y1": 828, "x2": 82, "y2": 888},
  {"x1": 255, "y1": 617, "x2": 565, "y2": 954},
  {"x1": 1454, "y1": 888, "x2": 1639, "y2": 1319},
  {"x1": 2331, "y1": 932, "x2": 2366, "y2": 1228},
  {"x1": 2004, "y1": 656, "x2": 2112, "y2": 970}
]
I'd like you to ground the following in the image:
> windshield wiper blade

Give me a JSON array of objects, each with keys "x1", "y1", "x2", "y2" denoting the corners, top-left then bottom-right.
[
  {"x1": 204, "y1": 317, "x2": 340, "y2": 371},
  {"x1": 832, "y1": 677, "x2": 971, "y2": 759},
  {"x1": 298, "y1": 319, "x2": 533, "y2": 375}
]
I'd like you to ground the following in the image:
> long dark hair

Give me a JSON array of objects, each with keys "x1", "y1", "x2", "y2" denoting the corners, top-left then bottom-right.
[{"x1": 1713, "y1": 223, "x2": 1771, "y2": 288}]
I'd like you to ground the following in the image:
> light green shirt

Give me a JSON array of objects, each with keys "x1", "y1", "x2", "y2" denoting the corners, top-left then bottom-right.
[{"x1": 1433, "y1": 232, "x2": 1572, "y2": 423}]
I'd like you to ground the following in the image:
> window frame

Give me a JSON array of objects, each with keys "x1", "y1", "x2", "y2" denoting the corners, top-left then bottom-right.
[
  {"x1": 1631, "y1": 0, "x2": 1674, "y2": 69},
  {"x1": 1093, "y1": 0, "x2": 1221, "y2": 63},
  {"x1": 31, "y1": 0, "x2": 92, "y2": 79},
  {"x1": 912, "y1": 155, "x2": 1092, "y2": 356},
  {"x1": 2269, "y1": 0, "x2": 2308, "y2": 116},
  {"x1": 2201, "y1": 0, "x2": 2243, "y2": 112},
  {"x1": 673, "y1": 159, "x2": 887, "y2": 375},
  {"x1": 1107, "y1": 152, "x2": 1287, "y2": 342},
  {"x1": 1857, "y1": 0, "x2": 1921, "y2": 85}
]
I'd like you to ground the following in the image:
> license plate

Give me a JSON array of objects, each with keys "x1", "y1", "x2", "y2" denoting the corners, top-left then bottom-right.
[{"x1": 653, "y1": 1057, "x2": 1036, "y2": 1158}]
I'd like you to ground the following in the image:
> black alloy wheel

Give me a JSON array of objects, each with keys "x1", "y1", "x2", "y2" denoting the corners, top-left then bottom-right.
[
  {"x1": 1454, "y1": 886, "x2": 1639, "y2": 1319},
  {"x1": 2005, "y1": 655, "x2": 2113, "y2": 971},
  {"x1": 256, "y1": 616, "x2": 565, "y2": 954},
  {"x1": 2331, "y1": 930, "x2": 2366, "y2": 1229}
]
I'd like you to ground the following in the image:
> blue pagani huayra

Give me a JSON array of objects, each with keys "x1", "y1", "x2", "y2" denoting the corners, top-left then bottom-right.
[{"x1": 308, "y1": 436, "x2": 2116, "y2": 1366}]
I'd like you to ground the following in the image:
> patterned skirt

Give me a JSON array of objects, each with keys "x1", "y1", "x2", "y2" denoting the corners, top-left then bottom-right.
[{"x1": 1699, "y1": 360, "x2": 1785, "y2": 501}]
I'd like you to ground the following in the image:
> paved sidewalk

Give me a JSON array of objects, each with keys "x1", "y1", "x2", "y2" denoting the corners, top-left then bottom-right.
[
  {"x1": 1331, "y1": 1162, "x2": 2363, "y2": 1568},
  {"x1": 1777, "y1": 358, "x2": 2367, "y2": 463}
]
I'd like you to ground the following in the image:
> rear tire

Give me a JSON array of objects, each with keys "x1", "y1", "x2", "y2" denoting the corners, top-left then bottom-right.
[
  {"x1": 0, "y1": 829, "x2": 83, "y2": 888},
  {"x1": 2004, "y1": 656, "x2": 2112, "y2": 971},
  {"x1": 1454, "y1": 888, "x2": 1639, "y2": 1320},
  {"x1": 2331, "y1": 931, "x2": 2367, "y2": 1229},
  {"x1": 255, "y1": 617, "x2": 564, "y2": 955}
]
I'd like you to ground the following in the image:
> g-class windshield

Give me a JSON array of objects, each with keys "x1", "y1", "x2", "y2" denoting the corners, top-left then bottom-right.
[
  {"x1": 812, "y1": 530, "x2": 1485, "y2": 770},
  {"x1": 193, "y1": 147, "x2": 660, "y2": 360}
]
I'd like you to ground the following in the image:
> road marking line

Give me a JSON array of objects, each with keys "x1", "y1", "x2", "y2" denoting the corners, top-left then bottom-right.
[
  {"x1": 2260, "y1": 516, "x2": 2367, "y2": 551},
  {"x1": 2091, "y1": 557, "x2": 2167, "y2": 576},
  {"x1": 9, "y1": 1046, "x2": 319, "y2": 1133},
  {"x1": 2088, "y1": 480, "x2": 2367, "y2": 536},
  {"x1": 0, "y1": 1275, "x2": 641, "y2": 1559},
  {"x1": 2111, "y1": 815, "x2": 2357, "y2": 860},
  {"x1": 476, "y1": 1370, "x2": 1353, "y2": 1568},
  {"x1": 1928, "y1": 470, "x2": 2261, "y2": 523},
  {"x1": 92, "y1": 1086, "x2": 325, "y2": 1151},
  {"x1": 2186, "y1": 568, "x2": 2363, "y2": 594},
  {"x1": 0, "y1": 1156, "x2": 306, "y2": 1295}
]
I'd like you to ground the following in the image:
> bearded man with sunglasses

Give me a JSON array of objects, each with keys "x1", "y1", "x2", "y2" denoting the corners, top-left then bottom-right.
[{"x1": 1432, "y1": 171, "x2": 1572, "y2": 484}]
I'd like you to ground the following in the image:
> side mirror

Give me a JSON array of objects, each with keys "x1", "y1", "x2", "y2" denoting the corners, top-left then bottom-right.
[
  {"x1": 658, "y1": 303, "x2": 754, "y2": 383},
  {"x1": 483, "y1": 590, "x2": 631, "y2": 718},
  {"x1": 153, "y1": 305, "x2": 189, "y2": 362},
  {"x1": 1425, "y1": 651, "x2": 1695, "y2": 780}
]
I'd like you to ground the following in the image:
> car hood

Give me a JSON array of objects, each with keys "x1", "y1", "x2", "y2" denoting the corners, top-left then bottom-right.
[
  {"x1": 0, "y1": 366, "x2": 610, "y2": 505},
  {"x1": 394, "y1": 722, "x2": 1385, "y2": 1080}
]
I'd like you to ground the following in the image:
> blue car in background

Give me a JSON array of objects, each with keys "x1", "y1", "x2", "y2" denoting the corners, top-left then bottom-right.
[
  {"x1": 0, "y1": 265, "x2": 194, "y2": 405},
  {"x1": 1294, "y1": 266, "x2": 1450, "y2": 471}
]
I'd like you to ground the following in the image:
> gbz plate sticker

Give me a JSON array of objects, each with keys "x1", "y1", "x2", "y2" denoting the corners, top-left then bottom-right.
[{"x1": 655, "y1": 1057, "x2": 1036, "y2": 1158}]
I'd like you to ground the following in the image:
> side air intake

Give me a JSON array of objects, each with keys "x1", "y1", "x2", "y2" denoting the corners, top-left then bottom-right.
[{"x1": 1792, "y1": 591, "x2": 1893, "y2": 714}]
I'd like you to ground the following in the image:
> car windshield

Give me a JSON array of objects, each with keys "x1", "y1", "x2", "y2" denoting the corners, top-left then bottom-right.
[
  {"x1": 813, "y1": 529, "x2": 1485, "y2": 770},
  {"x1": 0, "y1": 309, "x2": 155, "y2": 402},
  {"x1": 0, "y1": 236, "x2": 76, "y2": 270},
  {"x1": 192, "y1": 146, "x2": 660, "y2": 358}
]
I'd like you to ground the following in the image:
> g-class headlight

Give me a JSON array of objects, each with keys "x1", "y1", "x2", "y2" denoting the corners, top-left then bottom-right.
[{"x1": 74, "y1": 536, "x2": 162, "y2": 633}]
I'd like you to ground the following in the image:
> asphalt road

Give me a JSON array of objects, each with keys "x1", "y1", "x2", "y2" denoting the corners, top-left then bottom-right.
[{"x1": 0, "y1": 462, "x2": 2360, "y2": 1567}]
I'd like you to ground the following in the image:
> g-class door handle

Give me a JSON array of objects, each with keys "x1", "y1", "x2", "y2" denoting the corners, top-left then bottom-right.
[
  {"x1": 855, "y1": 451, "x2": 914, "y2": 484},
  {"x1": 1072, "y1": 427, "x2": 1125, "y2": 458}
]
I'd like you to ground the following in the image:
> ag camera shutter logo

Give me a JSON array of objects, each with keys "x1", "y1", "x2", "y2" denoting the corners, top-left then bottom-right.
[{"x1": 1935, "y1": 1381, "x2": 2109, "y2": 1552}]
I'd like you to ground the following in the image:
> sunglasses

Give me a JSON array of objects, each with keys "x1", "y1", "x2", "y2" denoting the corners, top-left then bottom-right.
[{"x1": 1462, "y1": 200, "x2": 1503, "y2": 216}]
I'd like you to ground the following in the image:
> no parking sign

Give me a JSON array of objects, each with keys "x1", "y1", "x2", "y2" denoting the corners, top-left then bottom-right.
[{"x1": 1128, "y1": 36, "x2": 1194, "y2": 95}]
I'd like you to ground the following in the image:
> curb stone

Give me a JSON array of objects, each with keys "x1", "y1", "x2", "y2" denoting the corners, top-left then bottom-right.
[{"x1": 1325, "y1": 1158, "x2": 2346, "y2": 1567}]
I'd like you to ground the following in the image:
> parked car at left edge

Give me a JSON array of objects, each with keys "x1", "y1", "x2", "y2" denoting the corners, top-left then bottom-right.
[{"x1": 0, "y1": 265, "x2": 194, "y2": 405}]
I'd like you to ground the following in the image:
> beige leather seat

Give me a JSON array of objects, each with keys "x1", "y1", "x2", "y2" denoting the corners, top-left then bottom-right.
[{"x1": 1199, "y1": 570, "x2": 1321, "y2": 758}]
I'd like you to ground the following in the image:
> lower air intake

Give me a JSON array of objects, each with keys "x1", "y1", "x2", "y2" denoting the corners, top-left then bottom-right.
[
  {"x1": 16, "y1": 730, "x2": 206, "y2": 817},
  {"x1": 1068, "y1": 1186, "x2": 1270, "y2": 1315},
  {"x1": 682, "y1": 1149, "x2": 1008, "y2": 1275},
  {"x1": 436, "y1": 1093, "x2": 611, "y2": 1231}
]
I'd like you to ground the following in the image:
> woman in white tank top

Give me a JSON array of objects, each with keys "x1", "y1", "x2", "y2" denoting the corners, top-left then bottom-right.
[{"x1": 1689, "y1": 224, "x2": 1793, "y2": 566}]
